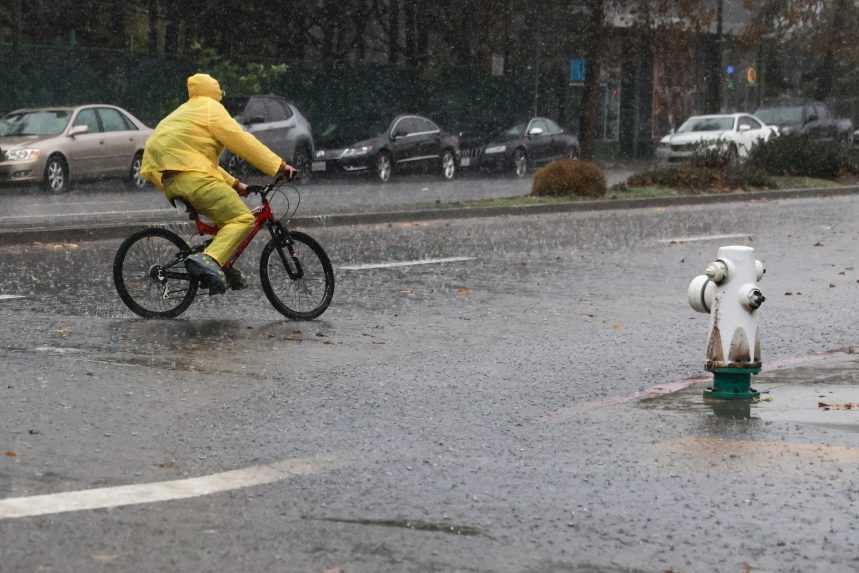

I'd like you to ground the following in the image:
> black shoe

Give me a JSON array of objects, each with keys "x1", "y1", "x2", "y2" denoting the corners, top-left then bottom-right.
[
  {"x1": 185, "y1": 253, "x2": 227, "y2": 294},
  {"x1": 224, "y1": 267, "x2": 247, "y2": 290}
]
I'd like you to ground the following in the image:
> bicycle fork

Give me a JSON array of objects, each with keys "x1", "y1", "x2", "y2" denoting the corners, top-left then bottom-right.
[{"x1": 268, "y1": 221, "x2": 304, "y2": 280}]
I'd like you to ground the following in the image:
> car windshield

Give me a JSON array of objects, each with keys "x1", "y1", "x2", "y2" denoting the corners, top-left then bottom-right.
[
  {"x1": 317, "y1": 118, "x2": 390, "y2": 148},
  {"x1": 494, "y1": 123, "x2": 526, "y2": 139},
  {"x1": 677, "y1": 117, "x2": 734, "y2": 133},
  {"x1": 0, "y1": 110, "x2": 71, "y2": 136},
  {"x1": 754, "y1": 106, "x2": 803, "y2": 125},
  {"x1": 223, "y1": 97, "x2": 250, "y2": 118}
]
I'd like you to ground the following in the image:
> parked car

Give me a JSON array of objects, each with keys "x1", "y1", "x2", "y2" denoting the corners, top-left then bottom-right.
[
  {"x1": 221, "y1": 95, "x2": 314, "y2": 177},
  {"x1": 311, "y1": 114, "x2": 460, "y2": 183},
  {"x1": 754, "y1": 101, "x2": 853, "y2": 144},
  {"x1": 655, "y1": 113, "x2": 776, "y2": 163},
  {"x1": 0, "y1": 105, "x2": 151, "y2": 193},
  {"x1": 466, "y1": 117, "x2": 579, "y2": 177}
]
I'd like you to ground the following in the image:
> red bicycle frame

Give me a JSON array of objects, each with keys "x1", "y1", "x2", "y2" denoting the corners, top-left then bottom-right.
[{"x1": 193, "y1": 199, "x2": 275, "y2": 270}]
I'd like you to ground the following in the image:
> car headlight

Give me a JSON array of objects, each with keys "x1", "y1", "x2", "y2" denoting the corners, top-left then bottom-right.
[
  {"x1": 3, "y1": 148, "x2": 40, "y2": 162},
  {"x1": 341, "y1": 145, "x2": 373, "y2": 158},
  {"x1": 484, "y1": 145, "x2": 507, "y2": 154},
  {"x1": 315, "y1": 150, "x2": 326, "y2": 159}
]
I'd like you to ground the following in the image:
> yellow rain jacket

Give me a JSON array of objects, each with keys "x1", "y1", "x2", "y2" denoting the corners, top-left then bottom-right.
[{"x1": 141, "y1": 73, "x2": 282, "y2": 190}]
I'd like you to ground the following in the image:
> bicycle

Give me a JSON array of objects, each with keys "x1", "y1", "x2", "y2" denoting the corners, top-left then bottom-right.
[{"x1": 112, "y1": 175, "x2": 335, "y2": 320}]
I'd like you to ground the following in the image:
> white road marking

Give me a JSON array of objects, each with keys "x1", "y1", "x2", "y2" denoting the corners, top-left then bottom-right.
[
  {"x1": 33, "y1": 346, "x2": 83, "y2": 354},
  {"x1": 0, "y1": 295, "x2": 25, "y2": 301},
  {"x1": 0, "y1": 209, "x2": 176, "y2": 222},
  {"x1": 339, "y1": 256, "x2": 476, "y2": 271},
  {"x1": 658, "y1": 233, "x2": 752, "y2": 244},
  {"x1": 0, "y1": 455, "x2": 336, "y2": 520}
]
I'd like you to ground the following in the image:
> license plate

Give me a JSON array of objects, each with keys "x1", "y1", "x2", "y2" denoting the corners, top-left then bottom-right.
[
  {"x1": 311, "y1": 161, "x2": 327, "y2": 172},
  {"x1": 460, "y1": 157, "x2": 471, "y2": 167}
]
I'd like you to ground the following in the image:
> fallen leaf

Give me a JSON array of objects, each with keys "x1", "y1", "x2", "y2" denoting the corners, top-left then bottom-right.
[
  {"x1": 456, "y1": 287, "x2": 472, "y2": 299},
  {"x1": 818, "y1": 402, "x2": 859, "y2": 410},
  {"x1": 612, "y1": 322, "x2": 624, "y2": 331},
  {"x1": 3, "y1": 451, "x2": 16, "y2": 458}
]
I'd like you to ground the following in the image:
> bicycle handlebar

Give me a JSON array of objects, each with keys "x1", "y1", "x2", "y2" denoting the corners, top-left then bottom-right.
[{"x1": 246, "y1": 171, "x2": 296, "y2": 198}]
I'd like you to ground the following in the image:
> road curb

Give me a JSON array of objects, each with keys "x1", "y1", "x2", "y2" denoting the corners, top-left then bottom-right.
[{"x1": 1, "y1": 184, "x2": 858, "y2": 246}]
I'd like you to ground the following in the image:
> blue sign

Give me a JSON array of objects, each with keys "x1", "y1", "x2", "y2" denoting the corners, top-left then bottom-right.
[
  {"x1": 726, "y1": 65, "x2": 736, "y2": 75},
  {"x1": 570, "y1": 58, "x2": 586, "y2": 82}
]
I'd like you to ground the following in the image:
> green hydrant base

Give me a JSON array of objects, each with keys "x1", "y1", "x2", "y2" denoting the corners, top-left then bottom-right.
[{"x1": 704, "y1": 367, "x2": 761, "y2": 401}]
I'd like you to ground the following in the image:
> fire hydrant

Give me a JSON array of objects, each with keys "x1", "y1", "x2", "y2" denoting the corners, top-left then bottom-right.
[{"x1": 688, "y1": 246, "x2": 765, "y2": 400}]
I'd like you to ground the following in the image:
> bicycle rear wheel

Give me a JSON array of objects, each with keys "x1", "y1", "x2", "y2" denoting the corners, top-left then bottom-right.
[
  {"x1": 113, "y1": 227, "x2": 198, "y2": 319},
  {"x1": 259, "y1": 231, "x2": 335, "y2": 320}
]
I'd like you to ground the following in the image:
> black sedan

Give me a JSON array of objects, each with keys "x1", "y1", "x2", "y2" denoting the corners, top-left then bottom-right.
[
  {"x1": 467, "y1": 117, "x2": 579, "y2": 177},
  {"x1": 311, "y1": 115, "x2": 460, "y2": 183}
]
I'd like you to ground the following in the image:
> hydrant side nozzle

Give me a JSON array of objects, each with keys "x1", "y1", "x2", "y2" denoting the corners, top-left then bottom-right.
[
  {"x1": 755, "y1": 260, "x2": 766, "y2": 282},
  {"x1": 705, "y1": 260, "x2": 729, "y2": 284},
  {"x1": 688, "y1": 275, "x2": 716, "y2": 314},
  {"x1": 739, "y1": 283, "x2": 765, "y2": 310}
]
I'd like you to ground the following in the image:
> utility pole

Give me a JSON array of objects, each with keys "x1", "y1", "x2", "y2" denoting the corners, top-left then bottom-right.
[{"x1": 709, "y1": 0, "x2": 724, "y2": 113}]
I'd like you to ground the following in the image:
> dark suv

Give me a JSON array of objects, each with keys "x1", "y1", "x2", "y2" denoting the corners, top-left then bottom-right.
[{"x1": 221, "y1": 95, "x2": 314, "y2": 176}]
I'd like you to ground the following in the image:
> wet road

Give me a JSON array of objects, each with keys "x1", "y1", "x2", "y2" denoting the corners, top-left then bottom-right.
[
  {"x1": 2, "y1": 195, "x2": 859, "y2": 571},
  {"x1": 0, "y1": 163, "x2": 642, "y2": 230}
]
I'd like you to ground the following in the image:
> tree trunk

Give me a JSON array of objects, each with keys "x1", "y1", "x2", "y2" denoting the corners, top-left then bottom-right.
[
  {"x1": 13, "y1": 0, "x2": 23, "y2": 49},
  {"x1": 147, "y1": 0, "x2": 159, "y2": 55},
  {"x1": 404, "y1": 0, "x2": 416, "y2": 66},
  {"x1": 579, "y1": 0, "x2": 605, "y2": 160},
  {"x1": 164, "y1": 0, "x2": 179, "y2": 55},
  {"x1": 388, "y1": 0, "x2": 400, "y2": 64},
  {"x1": 416, "y1": 1, "x2": 429, "y2": 67}
]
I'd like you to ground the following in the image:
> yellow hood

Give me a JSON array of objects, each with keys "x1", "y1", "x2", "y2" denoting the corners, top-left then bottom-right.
[{"x1": 187, "y1": 73, "x2": 222, "y2": 101}]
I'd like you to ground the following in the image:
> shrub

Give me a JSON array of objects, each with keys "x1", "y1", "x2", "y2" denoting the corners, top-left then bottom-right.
[
  {"x1": 723, "y1": 164, "x2": 778, "y2": 190},
  {"x1": 627, "y1": 166, "x2": 721, "y2": 191},
  {"x1": 747, "y1": 134, "x2": 844, "y2": 179},
  {"x1": 689, "y1": 140, "x2": 735, "y2": 169},
  {"x1": 531, "y1": 160, "x2": 607, "y2": 198},
  {"x1": 626, "y1": 164, "x2": 775, "y2": 192}
]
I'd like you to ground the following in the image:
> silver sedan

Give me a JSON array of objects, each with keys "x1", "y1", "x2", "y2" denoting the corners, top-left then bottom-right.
[{"x1": 0, "y1": 105, "x2": 152, "y2": 193}]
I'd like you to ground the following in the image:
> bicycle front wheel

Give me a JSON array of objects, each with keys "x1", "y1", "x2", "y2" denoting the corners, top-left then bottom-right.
[
  {"x1": 113, "y1": 227, "x2": 198, "y2": 319},
  {"x1": 259, "y1": 231, "x2": 335, "y2": 320}
]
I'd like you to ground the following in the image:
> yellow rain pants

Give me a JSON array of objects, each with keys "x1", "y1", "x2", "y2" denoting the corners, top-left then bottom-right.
[
  {"x1": 165, "y1": 173, "x2": 254, "y2": 266},
  {"x1": 141, "y1": 73, "x2": 282, "y2": 265}
]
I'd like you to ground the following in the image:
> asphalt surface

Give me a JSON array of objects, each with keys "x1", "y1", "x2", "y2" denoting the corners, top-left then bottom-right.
[
  {"x1": 0, "y1": 164, "x2": 642, "y2": 231},
  {"x1": 2, "y1": 195, "x2": 859, "y2": 571}
]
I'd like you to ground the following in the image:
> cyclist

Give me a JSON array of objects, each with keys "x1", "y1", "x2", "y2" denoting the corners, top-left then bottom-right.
[{"x1": 141, "y1": 73, "x2": 296, "y2": 294}]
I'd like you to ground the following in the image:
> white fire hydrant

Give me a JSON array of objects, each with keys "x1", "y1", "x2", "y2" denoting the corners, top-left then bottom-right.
[{"x1": 688, "y1": 245, "x2": 765, "y2": 399}]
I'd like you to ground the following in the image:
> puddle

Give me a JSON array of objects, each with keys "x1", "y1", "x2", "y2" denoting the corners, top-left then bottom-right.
[
  {"x1": 639, "y1": 355, "x2": 859, "y2": 429},
  {"x1": 304, "y1": 516, "x2": 487, "y2": 537}
]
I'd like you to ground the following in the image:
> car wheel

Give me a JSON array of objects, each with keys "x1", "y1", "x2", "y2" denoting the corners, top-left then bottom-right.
[
  {"x1": 43, "y1": 155, "x2": 69, "y2": 193},
  {"x1": 293, "y1": 145, "x2": 311, "y2": 182},
  {"x1": 441, "y1": 150, "x2": 456, "y2": 180},
  {"x1": 376, "y1": 152, "x2": 392, "y2": 183},
  {"x1": 513, "y1": 149, "x2": 528, "y2": 178},
  {"x1": 127, "y1": 152, "x2": 147, "y2": 190}
]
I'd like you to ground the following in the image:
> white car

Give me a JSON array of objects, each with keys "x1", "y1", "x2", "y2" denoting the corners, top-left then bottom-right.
[{"x1": 656, "y1": 113, "x2": 777, "y2": 163}]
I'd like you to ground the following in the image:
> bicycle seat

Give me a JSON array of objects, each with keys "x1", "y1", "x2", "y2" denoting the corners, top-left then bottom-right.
[{"x1": 169, "y1": 197, "x2": 199, "y2": 221}]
